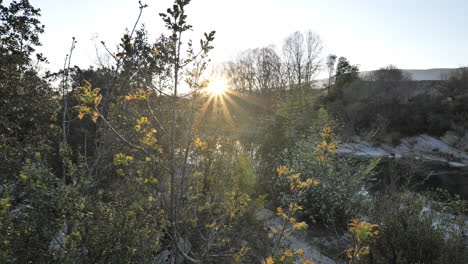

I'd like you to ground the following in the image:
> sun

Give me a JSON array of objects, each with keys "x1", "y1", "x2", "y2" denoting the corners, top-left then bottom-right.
[{"x1": 206, "y1": 78, "x2": 228, "y2": 96}]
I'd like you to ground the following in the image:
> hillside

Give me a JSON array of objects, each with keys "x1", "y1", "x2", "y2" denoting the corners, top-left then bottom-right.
[
  {"x1": 316, "y1": 68, "x2": 457, "y2": 88},
  {"x1": 361, "y1": 68, "x2": 457, "y2": 81}
]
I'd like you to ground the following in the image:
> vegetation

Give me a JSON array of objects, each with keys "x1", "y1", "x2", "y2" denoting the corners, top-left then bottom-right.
[
  {"x1": 0, "y1": 1, "x2": 466, "y2": 263},
  {"x1": 324, "y1": 64, "x2": 468, "y2": 138}
]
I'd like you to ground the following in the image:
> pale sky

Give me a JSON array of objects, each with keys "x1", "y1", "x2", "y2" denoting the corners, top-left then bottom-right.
[{"x1": 30, "y1": 0, "x2": 468, "y2": 76}]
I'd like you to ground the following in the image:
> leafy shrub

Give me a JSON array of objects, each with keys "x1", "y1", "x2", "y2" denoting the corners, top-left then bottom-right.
[
  {"x1": 1, "y1": 158, "x2": 66, "y2": 263},
  {"x1": 362, "y1": 192, "x2": 467, "y2": 264},
  {"x1": 272, "y1": 125, "x2": 378, "y2": 231}
]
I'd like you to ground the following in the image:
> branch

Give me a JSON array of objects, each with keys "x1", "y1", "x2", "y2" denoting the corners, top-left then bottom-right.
[
  {"x1": 100, "y1": 41, "x2": 118, "y2": 62},
  {"x1": 130, "y1": 1, "x2": 148, "y2": 37},
  {"x1": 146, "y1": 94, "x2": 169, "y2": 137},
  {"x1": 165, "y1": 229, "x2": 201, "y2": 264},
  {"x1": 96, "y1": 108, "x2": 172, "y2": 174},
  {"x1": 150, "y1": 82, "x2": 172, "y2": 97}
]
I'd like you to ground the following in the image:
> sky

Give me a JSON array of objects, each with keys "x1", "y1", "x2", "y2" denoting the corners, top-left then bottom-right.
[{"x1": 29, "y1": 0, "x2": 468, "y2": 76}]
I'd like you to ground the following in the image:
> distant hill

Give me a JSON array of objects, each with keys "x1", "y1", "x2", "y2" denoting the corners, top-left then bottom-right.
[
  {"x1": 315, "y1": 68, "x2": 458, "y2": 88},
  {"x1": 361, "y1": 68, "x2": 457, "y2": 81}
]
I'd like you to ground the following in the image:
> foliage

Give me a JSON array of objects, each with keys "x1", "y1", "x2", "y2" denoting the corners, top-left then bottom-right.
[
  {"x1": 0, "y1": 0, "x2": 466, "y2": 263},
  {"x1": 346, "y1": 219, "x2": 379, "y2": 263},
  {"x1": 262, "y1": 165, "x2": 315, "y2": 264},
  {"x1": 0, "y1": 0, "x2": 45, "y2": 67},
  {"x1": 0, "y1": 0, "x2": 58, "y2": 181},
  {"x1": 272, "y1": 124, "x2": 378, "y2": 230},
  {"x1": 2, "y1": 156, "x2": 67, "y2": 263},
  {"x1": 361, "y1": 192, "x2": 467, "y2": 264},
  {"x1": 74, "y1": 80, "x2": 102, "y2": 122},
  {"x1": 255, "y1": 86, "x2": 321, "y2": 196},
  {"x1": 324, "y1": 66, "x2": 468, "y2": 138},
  {"x1": 331, "y1": 57, "x2": 359, "y2": 98}
]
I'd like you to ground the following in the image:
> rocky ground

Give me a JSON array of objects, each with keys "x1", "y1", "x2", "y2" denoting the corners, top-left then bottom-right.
[
  {"x1": 338, "y1": 133, "x2": 468, "y2": 167},
  {"x1": 256, "y1": 209, "x2": 348, "y2": 264}
]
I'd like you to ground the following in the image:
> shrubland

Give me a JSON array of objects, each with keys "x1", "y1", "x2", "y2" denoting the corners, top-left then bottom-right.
[{"x1": 0, "y1": 1, "x2": 466, "y2": 263}]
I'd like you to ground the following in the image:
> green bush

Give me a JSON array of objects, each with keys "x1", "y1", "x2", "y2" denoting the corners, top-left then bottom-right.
[
  {"x1": 272, "y1": 127, "x2": 378, "y2": 231},
  {"x1": 362, "y1": 192, "x2": 467, "y2": 264}
]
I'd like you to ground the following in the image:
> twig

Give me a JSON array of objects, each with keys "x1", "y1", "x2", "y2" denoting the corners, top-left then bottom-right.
[
  {"x1": 146, "y1": 94, "x2": 169, "y2": 137},
  {"x1": 96, "y1": 108, "x2": 172, "y2": 174},
  {"x1": 165, "y1": 228, "x2": 201, "y2": 264}
]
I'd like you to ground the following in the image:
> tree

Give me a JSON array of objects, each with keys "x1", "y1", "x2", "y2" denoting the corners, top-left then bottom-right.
[
  {"x1": 366, "y1": 64, "x2": 411, "y2": 82},
  {"x1": 252, "y1": 47, "x2": 284, "y2": 94},
  {"x1": 0, "y1": 0, "x2": 58, "y2": 181},
  {"x1": 303, "y1": 31, "x2": 322, "y2": 85},
  {"x1": 282, "y1": 30, "x2": 322, "y2": 88},
  {"x1": 224, "y1": 30, "x2": 322, "y2": 95},
  {"x1": 365, "y1": 65, "x2": 412, "y2": 107},
  {"x1": 445, "y1": 66, "x2": 468, "y2": 97},
  {"x1": 225, "y1": 46, "x2": 284, "y2": 95},
  {"x1": 0, "y1": 0, "x2": 45, "y2": 68},
  {"x1": 73, "y1": 1, "x2": 267, "y2": 262},
  {"x1": 334, "y1": 56, "x2": 359, "y2": 89},
  {"x1": 326, "y1": 54, "x2": 337, "y2": 94},
  {"x1": 225, "y1": 49, "x2": 256, "y2": 94}
]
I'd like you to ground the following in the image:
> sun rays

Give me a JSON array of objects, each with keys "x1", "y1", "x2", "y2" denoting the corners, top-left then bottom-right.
[
  {"x1": 193, "y1": 77, "x2": 272, "y2": 134},
  {"x1": 195, "y1": 79, "x2": 237, "y2": 130},
  {"x1": 205, "y1": 78, "x2": 228, "y2": 96}
]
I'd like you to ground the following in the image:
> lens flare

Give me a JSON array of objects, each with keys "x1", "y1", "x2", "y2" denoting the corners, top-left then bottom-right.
[{"x1": 206, "y1": 78, "x2": 227, "y2": 96}]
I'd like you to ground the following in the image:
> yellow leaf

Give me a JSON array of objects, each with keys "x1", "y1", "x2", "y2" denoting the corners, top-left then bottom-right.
[
  {"x1": 277, "y1": 165, "x2": 292, "y2": 175},
  {"x1": 295, "y1": 249, "x2": 305, "y2": 256},
  {"x1": 261, "y1": 256, "x2": 274, "y2": 264},
  {"x1": 293, "y1": 221, "x2": 309, "y2": 230},
  {"x1": 276, "y1": 207, "x2": 283, "y2": 214},
  {"x1": 283, "y1": 249, "x2": 293, "y2": 257},
  {"x1": 127, "y1": 210, "x2": 135, "y2": 217}
]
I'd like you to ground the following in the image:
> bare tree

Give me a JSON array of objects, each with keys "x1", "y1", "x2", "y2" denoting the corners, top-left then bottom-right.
[
  {"x1": 282, "y1": 30, "x2": 322, "y2": 88},
  {"x1": 225, "y1": 46, "x2": 284, "y2": 95},
  {"x1": 283, "y1": 31, "x2": 304, "y2": 87},
  {"x1": 252, "y1": 46, "x2": 283, "y2": 94},
  {"x1": 303, "y1": 31, "x2": 323, "y2": 84},
  {"x1": 224, "y1": 30, "x2": 322, "y2": 94}
]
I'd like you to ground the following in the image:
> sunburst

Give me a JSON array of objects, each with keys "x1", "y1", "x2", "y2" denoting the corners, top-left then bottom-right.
[
  {"x1": 194, "y1": 81, "x2": 270, "y2": 134},
  {"x1": 205, "y1": 78, "x2": 228, "y2": 96}
]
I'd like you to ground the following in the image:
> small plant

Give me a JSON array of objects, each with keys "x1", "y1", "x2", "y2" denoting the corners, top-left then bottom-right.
[
  {"x1": 346, "y1": 219, "x2": 379, "y2": 263},
  {"x1": 273, "y1": 124, "x2": 377, "y2": 230},
  {"x1": 261, "y1": 165, "x2": 317, "y2": 264}
]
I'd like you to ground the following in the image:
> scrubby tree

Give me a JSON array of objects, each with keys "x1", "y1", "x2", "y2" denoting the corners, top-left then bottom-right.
[
  {"x1": 334, "y1": 56, "x2": 359, "y2": 91},
  {"x1": 0, "y1": 0, "x2": 58, "y2": 180},
  {"x1": 366, "y1": 64, "x2": 411, "y2": 83}
]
